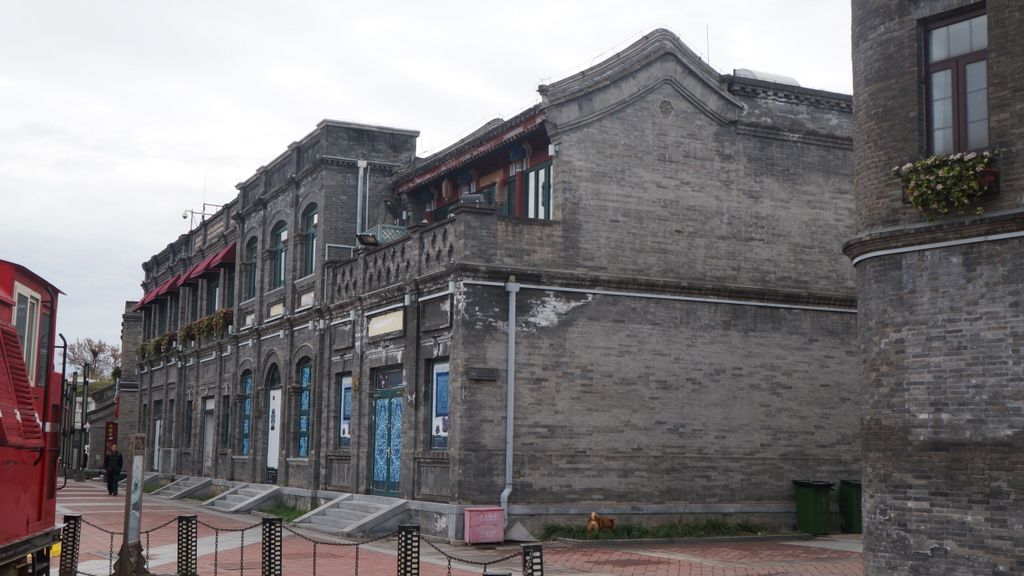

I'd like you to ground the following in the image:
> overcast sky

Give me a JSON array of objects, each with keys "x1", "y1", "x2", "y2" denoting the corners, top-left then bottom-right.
[{"x1": 0, "y1": 0, "x2": 852, "y2": 353}]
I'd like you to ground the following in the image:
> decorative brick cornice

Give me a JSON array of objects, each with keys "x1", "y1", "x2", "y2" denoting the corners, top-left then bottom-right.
[
  {"x1": 728, "y1": 77, "x2": 852, "y2": 113},
  {"x1": 844, "y1": 208, "x2": 1024, "y2": 262}
]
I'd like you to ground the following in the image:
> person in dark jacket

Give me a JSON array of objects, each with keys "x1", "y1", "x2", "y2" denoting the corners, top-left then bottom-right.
[{"x1": 104, "y1": 444, "x2": 123, "y2": 495}]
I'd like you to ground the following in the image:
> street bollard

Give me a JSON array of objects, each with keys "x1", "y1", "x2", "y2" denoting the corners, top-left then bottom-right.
[
  {"x1": 522, "y1": 543, "x2": 544, "y2": 576},
  {"x1": 261, "y1": 517, "x2": 282, "y2": 576},
  {"x1": 58, "y1": 514, "x2": 82, "y2": 576},
  {"x1": 177, "y1": 515, "x2": 198, "y2": 576},
  {"x1": 396, "y1": 525, "x2": 420, "y2": 576}
]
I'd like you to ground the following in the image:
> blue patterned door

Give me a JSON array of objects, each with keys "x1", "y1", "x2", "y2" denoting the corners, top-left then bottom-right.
[{"x1": 372, "y1": 394, "x2": 402, "y2": 496}]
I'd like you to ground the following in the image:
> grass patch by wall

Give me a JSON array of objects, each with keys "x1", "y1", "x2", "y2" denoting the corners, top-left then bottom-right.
[
  {"x1": 261, "y1": 504, "x2": 305, "y2": 523},
  {"x1": 542, "y1": 518, "x2": 773, "y2": 540}
]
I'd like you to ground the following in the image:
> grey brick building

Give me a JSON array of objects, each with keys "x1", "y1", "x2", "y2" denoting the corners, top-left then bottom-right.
[
  {"x1": 124, "y1": 29, "x2": 857, "y2": 535},
  {"x1": 847, "y1": 1, "x2": 1024, "y2": 573}
]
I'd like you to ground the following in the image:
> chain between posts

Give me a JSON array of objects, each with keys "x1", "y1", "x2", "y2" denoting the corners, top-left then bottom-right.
[
  {"x1": 420, "y1": 538, "x2": 523, "y2": 573},
  {"x1": 278, "y1": 524, "x2": 400, "y2": 576}
]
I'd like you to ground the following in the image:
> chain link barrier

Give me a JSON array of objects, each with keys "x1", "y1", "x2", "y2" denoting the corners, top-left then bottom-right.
[
  {"x1": 280, "y1": 523, "x2": 400, "y2": 576},
  {"x1": 421, "y1": 537, "x2": 522, "y2": 575},
  {"x1": 63, "y1": 514, "x2": 542, "y2": 576}
]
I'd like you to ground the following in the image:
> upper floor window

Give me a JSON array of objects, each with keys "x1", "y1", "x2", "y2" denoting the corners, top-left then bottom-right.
[
  {"x1": 270, "y1": 222, "x2": 287, "y2": 290},
  {"x1": 205, "y1": 276, "x2": 219, "y2": 315},
  {"x1": 526, "y1": 161, "x2": 553, "y2": 220},
  {"x1": 927, "y1": 10, "x2": 987, "y2": 154},
  {"x1": 244, "y1": 238, "x2": 258, "y2": 300},
  {"x1": 301, "y1": 205, "x2": 318, "y2": 277}
]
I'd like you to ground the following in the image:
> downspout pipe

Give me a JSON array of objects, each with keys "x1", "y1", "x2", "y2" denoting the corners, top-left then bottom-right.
[
  {"x1": 355, "y1": 160, "x2": 368, "y2": 233},
  {"x1": 500, "y1": 276, "x2": 520, "y2": 527}
]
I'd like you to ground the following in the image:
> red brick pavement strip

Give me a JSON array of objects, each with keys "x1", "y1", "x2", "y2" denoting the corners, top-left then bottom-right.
[
  {"x1": 540, "y1": 541, "x2": 864, "y2": 576},
  {"x1": 59, "y1": 481, "x2": 863, "y2": 576},
  {"x1": 59, "y1": 481, "x2": 486, "y2": 576}
]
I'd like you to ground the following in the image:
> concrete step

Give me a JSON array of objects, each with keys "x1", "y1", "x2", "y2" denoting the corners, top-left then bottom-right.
[
  {"x1": 237, "y1": 489, "x2": 263, "y2": 498},
  {"x1": 341, "y1": 501, "x2": 388, "y2": 514},
  {"x1": 324, "y1": 508, "x2": 363, "y2": 523}
]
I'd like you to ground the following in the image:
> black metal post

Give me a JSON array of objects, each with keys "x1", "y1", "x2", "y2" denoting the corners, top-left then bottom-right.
[
  {"x1": 58, "y1": 514, "x2": 82, "y2": 576},
  {"x1": 396, "y1": 525, "x2": 420, "y2": 576},
  {"x1": 260, "y1": 517, "x2": 282, "y2": 576},
  {"x1": 177, "y1": 515, "x2": 198, "y2": 576},
  {"x1": 79, "y1": 363, "x2": 90, "y2": 471},
  {"x1": 521, "y1": 544, "x2": 544, "y2": 576}
]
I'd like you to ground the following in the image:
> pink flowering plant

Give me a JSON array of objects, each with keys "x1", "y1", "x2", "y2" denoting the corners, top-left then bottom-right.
[{"x1": 892, "y1": 150, "x2": 999, "y2": 219}]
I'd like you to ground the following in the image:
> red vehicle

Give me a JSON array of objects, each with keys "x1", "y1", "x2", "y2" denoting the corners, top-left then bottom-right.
[{"x1": 0, "y1": 260, "x2": 64, "y2": 575}]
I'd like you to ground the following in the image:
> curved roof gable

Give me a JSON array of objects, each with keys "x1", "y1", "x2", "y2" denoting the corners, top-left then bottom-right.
[{"x1": 539, "y1": 29, "x2": 743, "y2": 132}]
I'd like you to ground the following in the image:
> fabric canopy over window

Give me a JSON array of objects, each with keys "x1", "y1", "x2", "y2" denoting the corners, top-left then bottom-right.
[
  {"x1": 132, "y1": 244, "x2": 236, "y2": 310},
  {"x1": 181, "y1": 244, "x2": 236, "y2": 286}
]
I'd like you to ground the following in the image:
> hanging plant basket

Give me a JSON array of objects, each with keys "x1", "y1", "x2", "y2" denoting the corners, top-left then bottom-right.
[{"x1": 893, "y1": 150, "x2": 999, "y2": 220}]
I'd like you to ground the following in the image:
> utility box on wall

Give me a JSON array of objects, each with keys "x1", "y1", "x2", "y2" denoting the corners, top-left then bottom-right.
[{"x1": 464, "y1": 507, "x2": 504, "y2": 544}]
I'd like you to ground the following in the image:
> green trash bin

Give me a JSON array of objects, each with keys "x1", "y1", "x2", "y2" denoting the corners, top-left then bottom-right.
[
  {"x1": 838, "y1": 479, "x2": 862, "y2": 533},
  {"x1": 792, "y1": 480, "x2": 834, "y2": 535}
]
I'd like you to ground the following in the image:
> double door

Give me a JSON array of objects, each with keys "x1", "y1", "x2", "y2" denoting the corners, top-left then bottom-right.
[{"x1": 372, "y1": 390, "x2": 402, "y2": 497}]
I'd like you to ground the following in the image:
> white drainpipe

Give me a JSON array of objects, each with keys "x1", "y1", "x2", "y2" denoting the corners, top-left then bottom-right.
[
  {"x1": 356, "y1": 160, "x2": 368, "y2": 233},
  {"x1": 500, "y1": 276, "x2": 520, "y2": 526}
]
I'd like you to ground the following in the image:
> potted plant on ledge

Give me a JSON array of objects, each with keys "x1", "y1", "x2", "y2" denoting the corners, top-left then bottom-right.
[{"x1": 892, "y1": 150, "x2": 999, "y2": 220}]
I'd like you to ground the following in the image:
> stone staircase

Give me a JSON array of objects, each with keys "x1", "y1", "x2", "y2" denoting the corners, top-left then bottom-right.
[
  {"x1": 295, "y1": 494, "x2": 408, "y2": 536},
  {"x1": 151, "y1": 476, "x2": 211, "y2": 499},
  {"x1": 203, "y1": 483, "x2": 279, "y2": 513}
]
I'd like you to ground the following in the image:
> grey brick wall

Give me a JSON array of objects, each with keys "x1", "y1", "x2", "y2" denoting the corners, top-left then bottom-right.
[{"x1": 851, "y1": 1, "x2": 1024, "y2": 573}]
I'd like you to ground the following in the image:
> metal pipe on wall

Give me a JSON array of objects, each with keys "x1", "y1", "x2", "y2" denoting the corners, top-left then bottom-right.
[{"x1": 499, "y1": 276, "x2": 520, "y2": 526}]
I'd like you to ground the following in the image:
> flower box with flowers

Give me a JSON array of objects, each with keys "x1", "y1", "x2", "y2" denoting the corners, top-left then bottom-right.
[{"x1": 892, "y1": 150, "x2": 999, "y2": 220}]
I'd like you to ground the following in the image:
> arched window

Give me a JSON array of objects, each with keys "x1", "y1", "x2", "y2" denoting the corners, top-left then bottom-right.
[
  {"x1": 296, "y1": 358, "x2": 313, "y2": 457},
  {"x1": 301, "y1": 204, "x2": 318, "y2": 277},
  {"x1": 239, "y1": 371, "x2": 253, "y2": 455},
  {"x1": 244, "y1": 238, "x2": 258, "y2": 299},
  {"x1": 270, "y1": 222, "x2": 287, "y2": 289}
]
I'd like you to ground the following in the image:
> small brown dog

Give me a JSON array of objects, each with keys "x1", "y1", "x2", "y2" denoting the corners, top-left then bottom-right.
[{"x1": 585, "y1": 512, "x2": 615, "y2": 535}]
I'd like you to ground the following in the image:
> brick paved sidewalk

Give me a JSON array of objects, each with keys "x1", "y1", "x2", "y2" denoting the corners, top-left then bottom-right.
[{"x1": 58, "y1": 480, "x2": 863, "y2": 575}]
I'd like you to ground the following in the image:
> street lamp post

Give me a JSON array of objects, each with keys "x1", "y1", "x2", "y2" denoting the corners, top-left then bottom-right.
[{"x1": 78, "y1": 363, "x2": 90, "y2": 478}]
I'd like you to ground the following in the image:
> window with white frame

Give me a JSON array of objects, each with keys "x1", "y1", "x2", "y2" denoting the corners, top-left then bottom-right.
[
  {"x1": 337, "y1": 373, "x2": 352, "y2": 447},
  {"x1": 13, "y1": 282, "x2": 41, "y2": 384},
  {"x1": 526, "y1": 162, "x2": 552, "y2": 220}
]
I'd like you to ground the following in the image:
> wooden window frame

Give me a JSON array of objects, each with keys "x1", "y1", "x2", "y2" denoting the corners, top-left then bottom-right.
[{"x1": 925, "y1": 7, "x2": 988, "y2": 154}]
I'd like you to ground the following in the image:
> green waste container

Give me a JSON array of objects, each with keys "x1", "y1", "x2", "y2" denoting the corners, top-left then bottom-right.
[
  {"x1": 792, "y1": 480, "x2": 834, "y2": 535},
  {"x1": 838, "y1": 479, "x2": 862, "y2": 533}
]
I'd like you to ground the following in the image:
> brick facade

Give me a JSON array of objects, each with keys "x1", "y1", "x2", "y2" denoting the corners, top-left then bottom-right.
[
  {"x1": 124, "y1": 29, "x2": 858, "y2": 532},
  {"x1": 849, "y1": 1, "x2": 1024, "y2": 573}
]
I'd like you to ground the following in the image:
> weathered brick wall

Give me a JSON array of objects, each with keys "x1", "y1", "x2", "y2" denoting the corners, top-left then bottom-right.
[
  {"x1": 455, "y1": 283, "x2": 859, "y2": 517},
  {"x1": 851, "y1": 1, "x2": 1024, "y2": 573},
  {"x1": 535, "y1": 55, "x2": 854, "y2": 297},
  {"x1": 857, "y1": 240, "x2": 1024, "y2": 574}
]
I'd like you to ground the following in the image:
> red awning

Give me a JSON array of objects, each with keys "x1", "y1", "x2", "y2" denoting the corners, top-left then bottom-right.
[
  {"x1": 207, "y1": 244, "x2": 236, "y2": 269},
  {"x1": 180, "y1": 244, "x2": 235, "y2": 286},
  {"x1": 132, "y1": 245, "x2": 236, "y2": 310},
  {"x1": 132, "y1": 272, "x2": 183, "y2": 310}
]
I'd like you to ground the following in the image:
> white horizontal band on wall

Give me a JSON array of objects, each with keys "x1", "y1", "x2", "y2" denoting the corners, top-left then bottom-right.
[
  {"x1": 461, "y1": 280, "x2": 855, "y2": 314},
  {"x1": 419, "y1": 287, "x2": 453, "y2": 302},
  {"x1": 851, "y1": 229, "x2": 1024, "y2": 266},
  {"x1": 366, "y1": 301, "x2": 404, "y2": 316}
]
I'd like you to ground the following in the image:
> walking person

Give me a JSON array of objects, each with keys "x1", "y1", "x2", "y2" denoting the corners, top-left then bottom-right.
[{"x1": 104, "y1": 444, "x2": 123, "y2": 496}]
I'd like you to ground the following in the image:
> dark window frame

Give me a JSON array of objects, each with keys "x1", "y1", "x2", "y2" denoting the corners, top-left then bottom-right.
[
  {"x1": 925, "y1": 7, "x2": 988, "y2": 154},
  {"x1": 301, "y1": 205, "x2": 318, "y2": 277},
  {"x1": 244, "y1": 238, "x2": 259, "y2": 299},
  {"x1": 270, "y1": 223, "x2": 287, "y2": 290}
]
